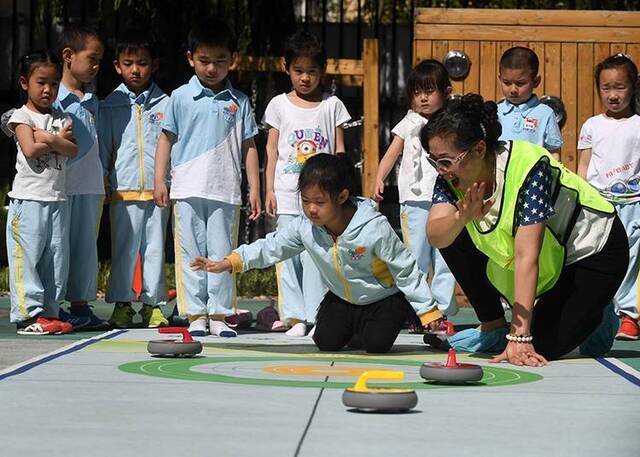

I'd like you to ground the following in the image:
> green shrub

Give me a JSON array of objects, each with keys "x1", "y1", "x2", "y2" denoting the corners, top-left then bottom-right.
[{"x1": 236, "y1": 267, "x2": 277, "y2": 297}]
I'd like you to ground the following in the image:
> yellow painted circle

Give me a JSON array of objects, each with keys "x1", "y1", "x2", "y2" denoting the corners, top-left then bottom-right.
[{"x1": 262, "y1": 365, "x2": 394, "y2": 377}]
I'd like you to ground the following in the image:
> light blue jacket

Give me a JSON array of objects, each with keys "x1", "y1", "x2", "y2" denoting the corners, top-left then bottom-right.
[
  {"x1": 228, "y1": 198, "x2": 439, "y2": 317},
  {"x1": 98, "y1": 83, "x2": 168, "y2": 201}
]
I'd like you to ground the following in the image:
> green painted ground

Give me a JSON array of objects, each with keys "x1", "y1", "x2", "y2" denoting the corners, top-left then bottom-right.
[{"x1": 119, "y1": 356, "x2": 544, "y2": 388}]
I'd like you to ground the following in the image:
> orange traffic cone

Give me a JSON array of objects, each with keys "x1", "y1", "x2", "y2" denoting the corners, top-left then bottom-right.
[{"x1": 133, "y1": 254, "x2": 142, "y2": 300}]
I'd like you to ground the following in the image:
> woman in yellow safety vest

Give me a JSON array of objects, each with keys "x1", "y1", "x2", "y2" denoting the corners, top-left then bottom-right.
[{"x1": 423, "y1": 94, "x2": 628, "y2": 367}]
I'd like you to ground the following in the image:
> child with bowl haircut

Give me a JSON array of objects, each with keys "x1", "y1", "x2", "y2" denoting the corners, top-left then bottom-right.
[
  {"x1": 99, "y1": 31, "x2": 170, "y2": 328},
  {"x1": 154, "y1": 18, "x2": 261, "y2": 337}
]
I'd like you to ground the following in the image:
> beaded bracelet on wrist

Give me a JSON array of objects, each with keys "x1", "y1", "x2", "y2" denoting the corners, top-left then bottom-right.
[{"x1": 506, "y1": 334, "x2": 533, "y2": 343}]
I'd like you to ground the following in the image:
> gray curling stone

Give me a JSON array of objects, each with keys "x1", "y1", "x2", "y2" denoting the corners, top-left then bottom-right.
[
  {"x1": 342, "y1": 388, "x2": 418, "y2": 412},
  {"x1": 147, "y1": 327, "x2": 203, "y2": 357},
  {"x1": 342, "y1": 370, "x2": 417, "y2": 412},
  {"x1": 147, "y1": 339, "x2": 202, "y2": 357},
  {"x1": 420, "y1": 348, "x2": 483, "y2": 384}
]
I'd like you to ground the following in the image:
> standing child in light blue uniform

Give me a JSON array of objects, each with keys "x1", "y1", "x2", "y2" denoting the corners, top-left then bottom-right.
[
  {"x1": 263, "y1": 31, "x2": 350, "y2": 337},
  {"x1": 578, "y1": 54, "x2": 640, "y2": 341},
  {"x1": 373, "y1": 60, "x2": 457, "y2": 326},
  {"x1": 53, "y1": 25, "x2": 108, "y2": 330},
  {"x1": 497, "y1": 47, "x2": 563, "y2": 160},
  {"x1": 154, "y1": 18, "x2": 261, "y2": 337},
  {"x1": 7, "y1": 51, "x2": 78, "y2": 335},
  {"x1": 192, "y1": 154, "x2": 444, "y2": 353},
  {"x1": 99, "y1": 32, "x2": 170, "y2": 329}
]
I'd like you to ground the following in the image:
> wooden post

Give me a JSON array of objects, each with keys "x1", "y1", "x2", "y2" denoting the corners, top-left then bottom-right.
[{"x1": 362, "y1": 38, "x2": 379, "y2": 197}]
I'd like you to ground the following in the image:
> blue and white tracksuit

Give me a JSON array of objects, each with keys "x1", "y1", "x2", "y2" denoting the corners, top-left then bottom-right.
[
  {"x1": 54, "y1": 84, "x2": 105, "y2": 302},
  {"x1": 98, "y1": 83, "x2": 170, "y2": 305},
  {"x1": 228, "y1": 198, "x2": 442, "y2": 321}
]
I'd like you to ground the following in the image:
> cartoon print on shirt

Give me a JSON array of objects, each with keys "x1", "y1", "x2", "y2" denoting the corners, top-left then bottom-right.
[{"x1": 284, "y1": 127, "x2": 329, "y2": 174}]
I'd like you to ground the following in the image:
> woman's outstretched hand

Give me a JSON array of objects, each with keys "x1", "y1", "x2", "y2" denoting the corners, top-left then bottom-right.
[
  {"x1": 490, "y1": 341, "x2": 549, "y2": 367},
  {"x1": 190, "y1": 257, "x2": 232, "y2": 273},
  {"x1": 456, "y1": 182, "x2": 495, "y2": 223}
]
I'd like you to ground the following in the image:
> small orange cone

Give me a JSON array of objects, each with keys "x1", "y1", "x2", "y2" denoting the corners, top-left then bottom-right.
[{"x1": 133, "y1": 254, "x2": 142, "y2": 300}]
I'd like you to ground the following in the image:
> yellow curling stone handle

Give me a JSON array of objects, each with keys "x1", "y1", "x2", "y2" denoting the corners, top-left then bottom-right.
[{"x1": 352, "y1": 370, "x2": 405, "y2": 392}]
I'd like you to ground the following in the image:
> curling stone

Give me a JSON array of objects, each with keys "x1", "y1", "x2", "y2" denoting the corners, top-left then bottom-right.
[
  {"x1": 420, "y1": 348, "x2": 483, "y2": 384},
  {"x1": 147, "y1": 327, "x2": 203, "y2": 357},
  {"x1": 423, "y1": 321, "x2": 455, "y2": 349},
  {"x1": 342, "y1": 370, "x2": 417, "y2": 412}
]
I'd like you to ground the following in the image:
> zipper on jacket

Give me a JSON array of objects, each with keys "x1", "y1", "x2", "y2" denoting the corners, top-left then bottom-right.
[
  {"x1": 332, "y1": 240, "x2": 352, "y2": 302},
  {"x1": 136, "y1": 105, "x2": 145, "y2": 192}
]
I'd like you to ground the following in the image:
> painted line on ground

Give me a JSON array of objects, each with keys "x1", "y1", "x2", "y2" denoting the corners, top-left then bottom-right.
[
  {"x1": 596, "y1": 357, "x2": 640, "y2": 387},
  {"x1": 294, "y1": 361, "x2": 334, "y2": 457},
  {"x1": 0, "y1": 330, "x2": 127, "y2": 381}
]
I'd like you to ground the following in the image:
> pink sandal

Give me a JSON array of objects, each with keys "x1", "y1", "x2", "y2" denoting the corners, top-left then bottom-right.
[{"x1": 270, "y1": 320, "x2": 290, "y2": 332}]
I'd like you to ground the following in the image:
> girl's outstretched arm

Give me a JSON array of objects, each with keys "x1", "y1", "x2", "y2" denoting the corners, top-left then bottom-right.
[{"x1": 191, "y1": 257, "x2": 232, "y2": 273}]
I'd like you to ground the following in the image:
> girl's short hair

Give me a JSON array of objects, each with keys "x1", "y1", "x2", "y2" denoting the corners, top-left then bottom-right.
[
  {"x1": 284, "y1": 31, "x2": 327, "y2": 69},
  {"x1": 406, "y1": 59, "x2": 451, "y2": 101},
  {"x1": 18, "y1": 50, "x2": 61, "y2": 81},
  {"x1": 298, "y1": 154, "x2": 355, "y2": 201},
  {"x1": 420, "y1": 93, "x2": 502, "y2": 156},
  {"x1": 595, "y1": 54, "x2": 638, "y2": 112}
]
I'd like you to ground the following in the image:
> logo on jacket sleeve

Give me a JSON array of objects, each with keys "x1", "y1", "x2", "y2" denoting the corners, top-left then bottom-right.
[{"x1": 348, "y1": 247, "x2": 366, "y2": 261}]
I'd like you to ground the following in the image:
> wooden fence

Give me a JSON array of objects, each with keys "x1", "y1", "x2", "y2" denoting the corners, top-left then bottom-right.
[{"x1": 414, "y1": 8, "x2": 640, "y2": 171}]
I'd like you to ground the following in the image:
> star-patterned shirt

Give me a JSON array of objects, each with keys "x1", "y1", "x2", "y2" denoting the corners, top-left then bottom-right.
[{"x1": 432, "y1": 160, "x2": 555, "y2": 226}]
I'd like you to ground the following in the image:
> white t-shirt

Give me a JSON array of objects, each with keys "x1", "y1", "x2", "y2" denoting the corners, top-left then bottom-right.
[
  {"x1": 263, "y1": 93, "x2": 351, "y2": 215},
  {"x1": 578, "y1": 114, "x2": 640, "y2": 204},
  {"x1": 392, "y1": 110, "x2": 435, "y2": 202},
  {"x1": 8, "y1": 105, "x2": 69, "y2": 201}
]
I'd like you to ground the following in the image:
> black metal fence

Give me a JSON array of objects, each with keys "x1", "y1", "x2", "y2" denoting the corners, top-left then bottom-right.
[
  {"x1": 1, "y1": 0, "x2": 638, "y2": 259},
  {"x1": 2, "y1": 0, "x2": 640, "y2": 184}
]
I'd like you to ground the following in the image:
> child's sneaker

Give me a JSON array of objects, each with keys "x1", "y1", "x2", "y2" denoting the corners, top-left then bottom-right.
[
  {"x1": 17, "y1": 316, "x2": 62, "y2": 335},
  {"x1": 140, "y1": 305, "x2": 168, "y2": 328},
  {"x1": 67, "y1": 304, "x2": 109, "y2": 330},
  {"x1": 616, "y1": 315, "x2": 639, "y2": 341},
  {"x1": 58, "y1": 308, "x2": 91, "y2": 330},
  {"x1": 188, "y1": 318, "x2": 207, "y2": 337},
  {"x1": 168, "y1": 304, "x2": 189, "y2": 327},
  {"x1": 109, "y1": 302, "x2": 136, "y2": 329}
]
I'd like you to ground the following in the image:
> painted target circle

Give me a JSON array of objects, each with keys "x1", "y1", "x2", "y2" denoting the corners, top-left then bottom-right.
[{"x1": 119, "y1": 356, "x2": 543, "y2": 389}]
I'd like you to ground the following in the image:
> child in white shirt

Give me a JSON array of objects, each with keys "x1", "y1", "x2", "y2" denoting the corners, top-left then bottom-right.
[
  {"x1": 578, "y1": 54, "x2": 640, "y2": 341},
  {"x1": 7, "y1": 51, "x2": 78, "y2": 335},
  {"x1": 374, "y1": 60, "x2": 458, "y2": 328},
  {"x1": 263, "y1": 31, "x2": 350, "y2": 336}
]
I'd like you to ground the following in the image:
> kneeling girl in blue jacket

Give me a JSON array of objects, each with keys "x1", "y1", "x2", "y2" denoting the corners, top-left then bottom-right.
[{"x1": 191, "y1": 154, "x2": 441, "y2": 353}]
